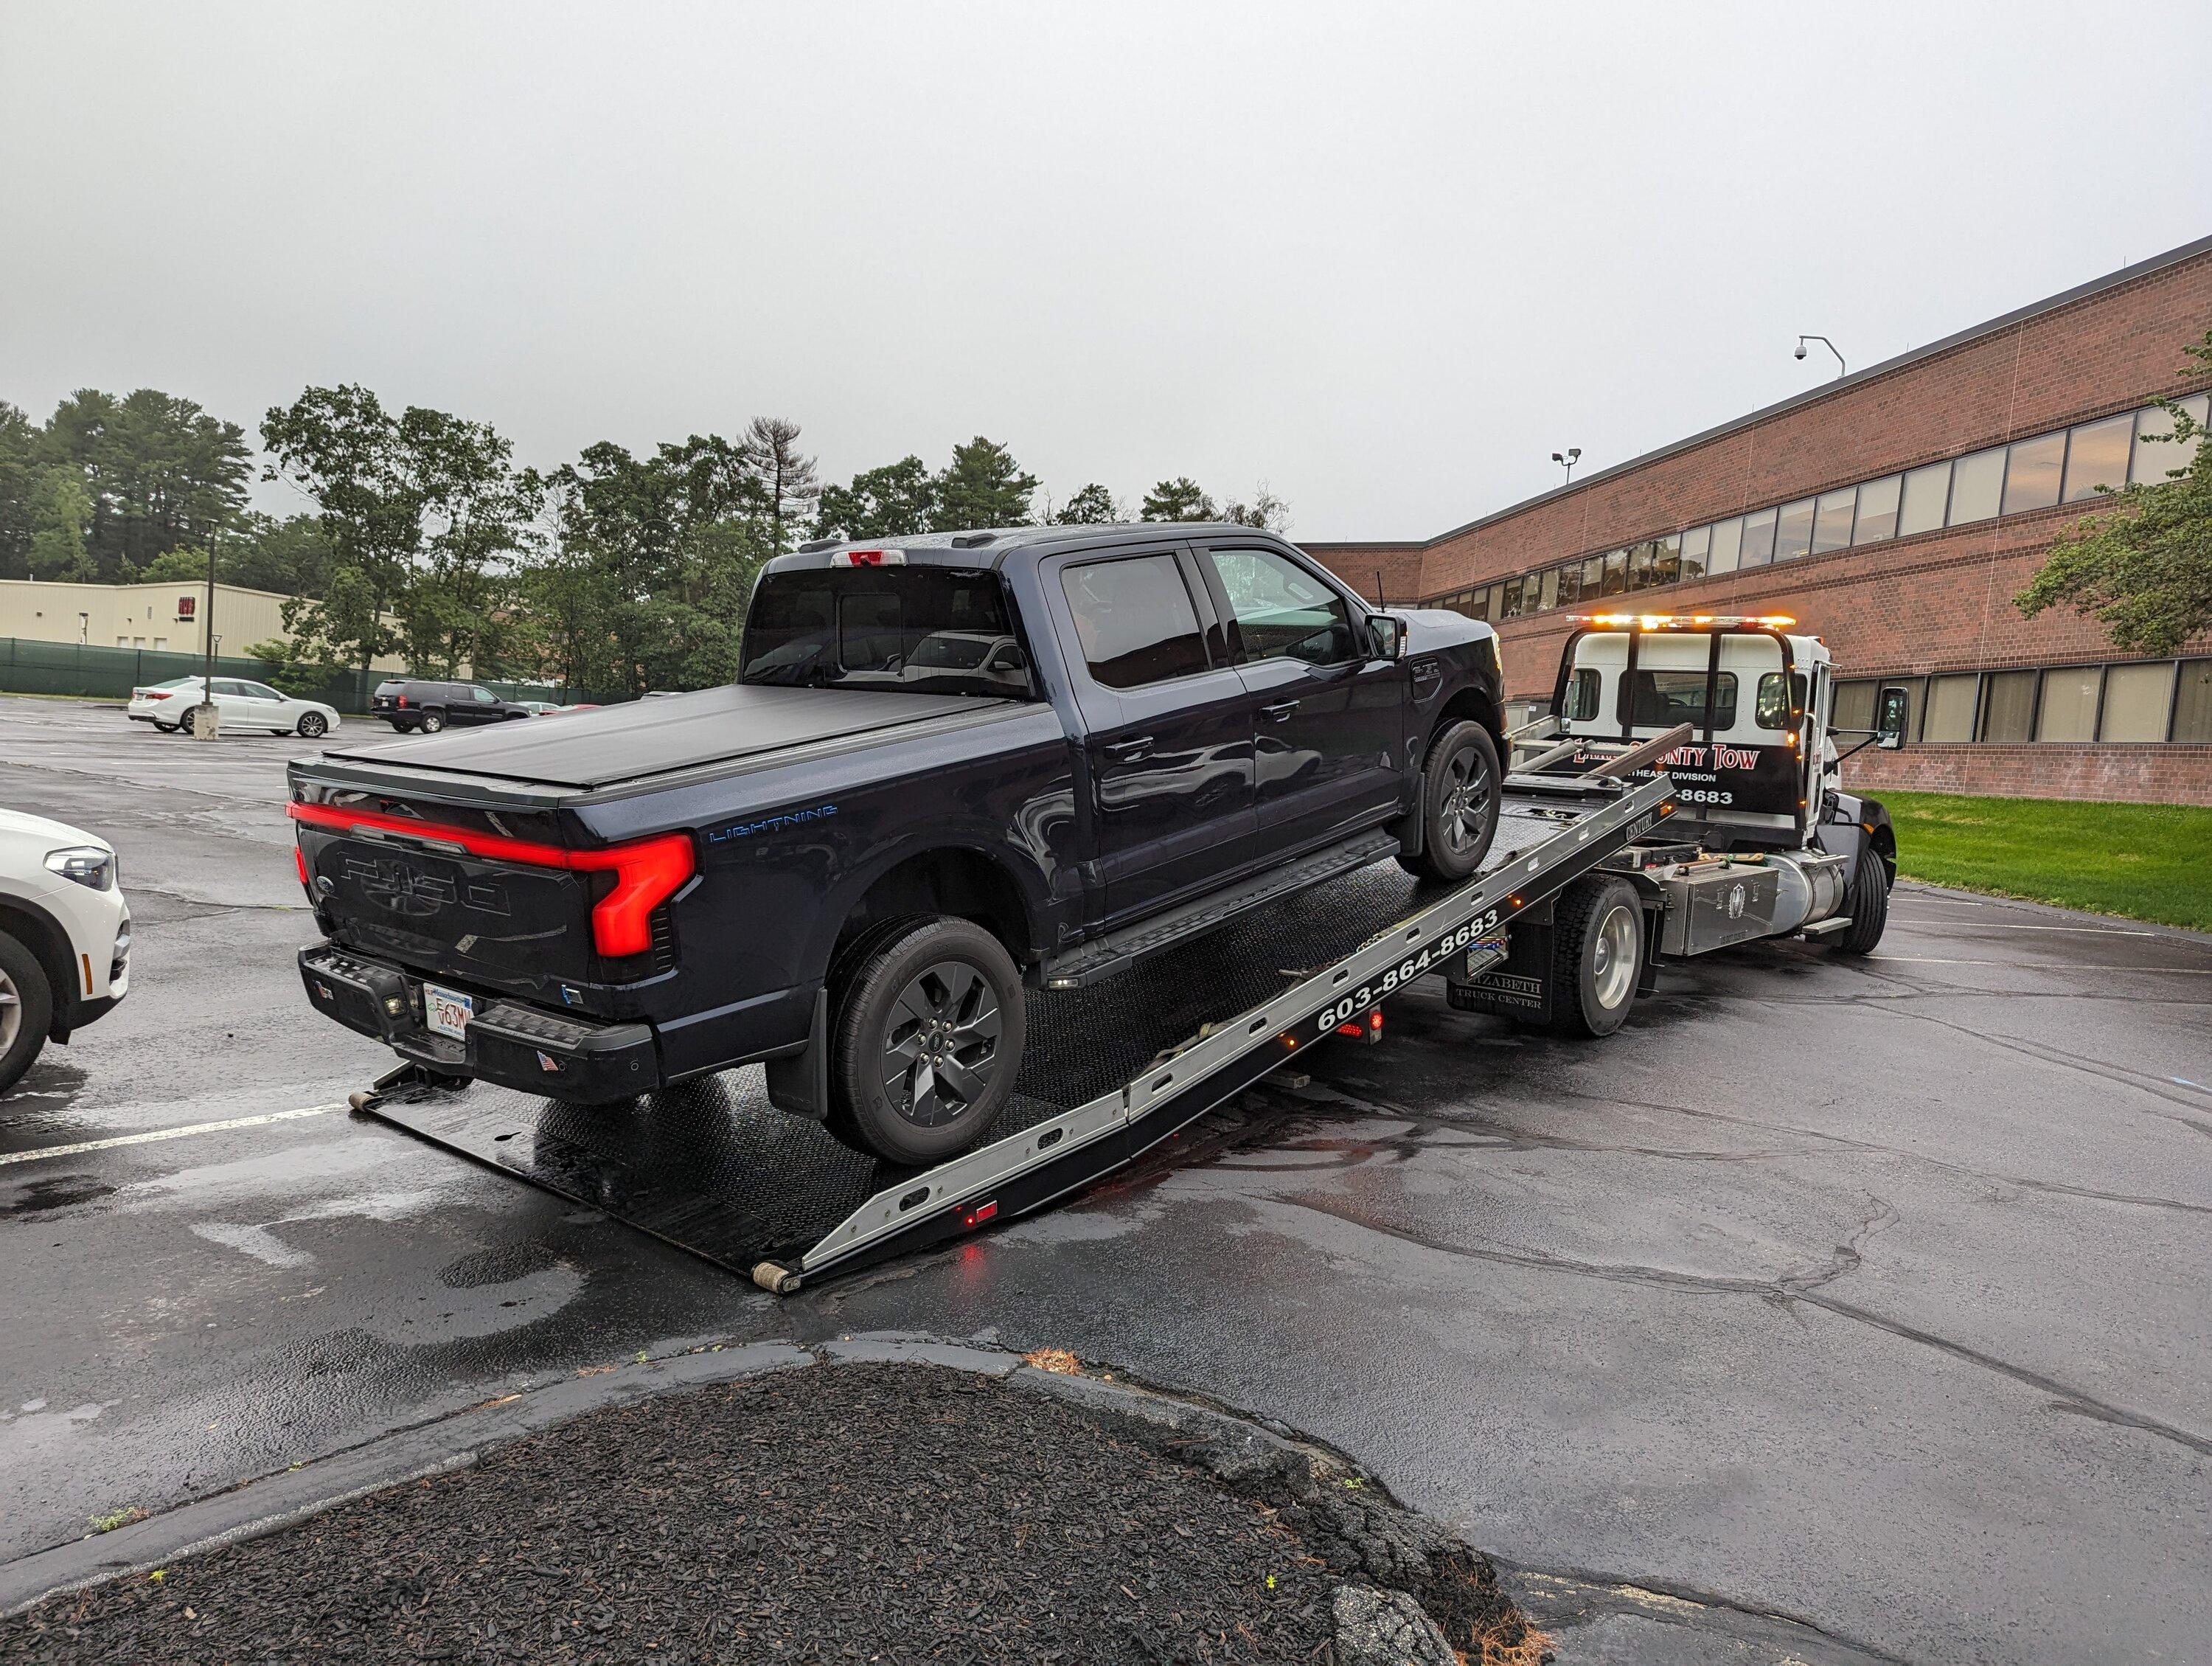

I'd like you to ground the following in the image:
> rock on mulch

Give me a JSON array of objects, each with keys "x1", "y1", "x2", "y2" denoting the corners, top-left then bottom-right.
[{"x1": 0, "y1": 1358, "x2": 1543, "y2": 1664}]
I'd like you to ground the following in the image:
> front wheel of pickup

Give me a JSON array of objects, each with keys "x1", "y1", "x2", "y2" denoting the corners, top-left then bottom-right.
[
  {"x1": 828, "y1": 916, "x2": 1025, "y2": 1167},
  {"x1": 1401, "y1": 721, "x2": 1501, "y2": 882}
]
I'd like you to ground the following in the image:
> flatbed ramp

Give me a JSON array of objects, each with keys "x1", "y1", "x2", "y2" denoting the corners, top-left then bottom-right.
[{"x1": 362, "y1": 778, "x2": 1672, "y2": 1289}]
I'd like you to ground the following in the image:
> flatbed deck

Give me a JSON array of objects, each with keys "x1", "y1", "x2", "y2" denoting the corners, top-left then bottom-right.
[{"x1": 361, "y1": 776, "x2": 1673, "y2": 1289}]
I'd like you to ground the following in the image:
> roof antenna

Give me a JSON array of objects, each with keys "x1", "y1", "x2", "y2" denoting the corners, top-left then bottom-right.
[{"x1": 1372, "y1": 572, "x2": 1386, "y2": 608}]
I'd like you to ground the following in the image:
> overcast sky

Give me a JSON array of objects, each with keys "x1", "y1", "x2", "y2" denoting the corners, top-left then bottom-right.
[{"x1": 3, "y1": 2, "x2": 2207, "y2": 541}]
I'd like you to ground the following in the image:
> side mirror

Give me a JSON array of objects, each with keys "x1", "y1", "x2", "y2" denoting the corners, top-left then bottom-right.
[
  {"x1": 1368, "y1": 614, "x2": 1406, "y2": 661},
  {"x1": 1877, "y1": 687, "x2": 1909, "y2": 750}
]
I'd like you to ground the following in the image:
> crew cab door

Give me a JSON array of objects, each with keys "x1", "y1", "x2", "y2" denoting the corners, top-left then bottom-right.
[
  {"x1": 1049, "y1": 546, "x2": 1257, "y2": 926},
  {"x1": 1194, "y1": 544, "x2": 1403, "y2": 850}
]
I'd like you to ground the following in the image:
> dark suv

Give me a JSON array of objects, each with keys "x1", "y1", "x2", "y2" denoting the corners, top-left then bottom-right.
[{"x1": 369, "y1": 679, "x2": 535, "y2": 734}]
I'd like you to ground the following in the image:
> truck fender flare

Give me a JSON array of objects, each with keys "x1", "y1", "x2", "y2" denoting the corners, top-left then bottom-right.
[{"x1": 808, "y1": 832, "x2": 1050, "y2": 985}]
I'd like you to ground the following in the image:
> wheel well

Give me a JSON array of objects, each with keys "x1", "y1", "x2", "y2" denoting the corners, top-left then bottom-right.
[
  {"x1": 1428, "y1": 687, "x2": 1505, "y2": 759},
  {"x1": 834, "y1": 848, "x2": 1032, "y2": 976},
  {"x1": 0, "y1": 900, "x2": 74, "y2": 1039}
]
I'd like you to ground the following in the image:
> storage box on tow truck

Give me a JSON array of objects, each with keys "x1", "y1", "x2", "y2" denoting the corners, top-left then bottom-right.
[{"x1": 1447, "y1": 613, "x2": 1905, "y2": 1033}]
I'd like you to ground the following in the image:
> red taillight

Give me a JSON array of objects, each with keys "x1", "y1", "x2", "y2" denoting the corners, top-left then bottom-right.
[
  {"x1": 394, "y1": 694, "x2": 408, "y2": 708},
  {"x1": 149, "y1": 690, "x2": 172, "y2": 701},
  {"x1": 287, "y1": 802, "x2": 695, "y2": 959},
  {"x1": 963, "y1": 1200, "x2": 999, "y2": 1227}
]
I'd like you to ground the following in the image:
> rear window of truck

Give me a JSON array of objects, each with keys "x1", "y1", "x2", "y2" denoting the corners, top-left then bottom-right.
[{"x1": 742, "y1": 568, "x2": 1030, "y2": 698}]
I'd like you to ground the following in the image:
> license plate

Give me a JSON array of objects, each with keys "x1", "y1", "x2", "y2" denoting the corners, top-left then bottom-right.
[{"x1": 424, "y1": 983, "x2": 474, "y2": 1039}]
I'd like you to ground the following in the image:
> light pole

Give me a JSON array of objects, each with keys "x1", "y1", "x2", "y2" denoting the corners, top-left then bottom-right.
[
  {"x1": 196, "y1": 524, "x2": 221, "y2": 740},
  {"x1": 1551, "y1": 447, "x2": 1582, "y2": 485},
  {"x1": 1795, "y1": 335, "x2": 1846, "y2": 379}
]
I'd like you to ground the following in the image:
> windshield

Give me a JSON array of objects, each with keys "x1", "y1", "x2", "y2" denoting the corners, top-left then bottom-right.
[{"x1": 741, "y1": 569, "x2": 1029, "y2": 697}]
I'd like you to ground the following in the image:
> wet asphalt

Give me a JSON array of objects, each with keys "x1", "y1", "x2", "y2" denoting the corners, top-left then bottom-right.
[{"x1": 1, "y1": 694, "x2": 2208, "y2": 1665}]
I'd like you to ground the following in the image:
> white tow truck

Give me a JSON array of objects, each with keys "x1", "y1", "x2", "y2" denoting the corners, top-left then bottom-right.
[{"x1": 1448, "y1": 612, "x2": 1906, "y2": 1035}]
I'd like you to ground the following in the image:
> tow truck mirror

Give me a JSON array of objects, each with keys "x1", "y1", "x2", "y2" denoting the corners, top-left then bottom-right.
[
  {"x1": 1877, "y1": 687, "x2": 1909, "y2": 749},
  {"x1": 1368, "y1": 614, "x2": 1405, "y2": 661}
]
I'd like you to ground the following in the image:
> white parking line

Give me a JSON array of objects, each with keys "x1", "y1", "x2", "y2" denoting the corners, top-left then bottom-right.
[
  {"x1": 1891, "y1": 917, "x2": 2173, "y2": 938},
  {"x1": 1868, "y1": 955, "x2": 2212, "y2": 973},
  {"x1": 0, "y1": 1103, "x2": 346, "y2": 1167}
]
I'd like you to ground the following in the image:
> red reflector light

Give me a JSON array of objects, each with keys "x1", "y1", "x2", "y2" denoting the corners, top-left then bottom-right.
[
  {"x1": 295, "y1": 846, "x2": 309, "y2": 887},
  {"x1": 1370, "y1": 1009, "x2": 1383, "y2": 1030},
  {"x1": 964, "y1": 1200, "x2": 999, "y2": 1227},
  {"x1": 286, "y1": 802, "x2": 695, "y2": 958},
  {"x1": 1337, "y1": 1021, "x2": 1363, "y2": 1037}
]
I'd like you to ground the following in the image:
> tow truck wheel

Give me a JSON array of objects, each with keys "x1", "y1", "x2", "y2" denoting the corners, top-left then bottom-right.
[
  {"x1": 827, "y1": 915, "x2": 1026, "y2": 1167},
  {"x1": 1402, "y1": 721, "x2": 1501, "y2": 881},
  {"x1": 0, "y1": 930, "x2": 56, "y2": 1097},
  {"x1": 1831, "y1": 848, "x2": 1891, "y2": 956},
  {"x1": 1546, "y1": 875, "x2": 1643, "y2": 1038}
]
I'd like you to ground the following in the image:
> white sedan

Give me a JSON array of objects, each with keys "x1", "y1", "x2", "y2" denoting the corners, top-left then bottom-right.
[
  {"x1": 0, "y1": 808, "x2": 131, "y2": 1096},
  {"x1": 128, "y1": 676, "x2": 341, "y2": 737}
]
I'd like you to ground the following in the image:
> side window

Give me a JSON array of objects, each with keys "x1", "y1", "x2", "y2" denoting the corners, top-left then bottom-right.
[
  {"x1": 212, "y1": 679, "x2": 249, "y2": 697},
  {"x1": 245, "y1": 682, "x2": 283, "y2": 701},
  {"x1": 1754, "y1": 672, "x2": 1806, "y2": 729},
  {"x1": 1060, "y1": 554, "x2": 1211, "y2": 690},
  {"x1": 1205, "y1": 549, "x2": 1357, "y2": 667},
  {"x1": 473, "y1": 687, "x2": 499, "y2": 704},
  {"x1": 1562, "y1": 667, "x2": 1601, "y2": 723}
]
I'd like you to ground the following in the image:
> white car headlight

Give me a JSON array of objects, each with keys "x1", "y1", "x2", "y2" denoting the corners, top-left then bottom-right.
[{"x1": 45, "y1": 846, "x2": 116, "y2": 891}]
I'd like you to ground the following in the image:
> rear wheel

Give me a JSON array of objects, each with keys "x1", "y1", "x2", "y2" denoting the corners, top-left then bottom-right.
[
  {"x1": 153, "y1": 722, "x2": 177, "y2": 734},
  {"x1": 0, "y1": 931, "x2": 55, "y2": 1098},
  {"x1": 417, "y1": 710, "x2": 446, "y2": 734},
  {"x1": 1831, "y1": 847, "x2": 1890, "y2": 956},
  {"x1": 1544, "y1": 875, "x2": 1643, "y2": 1038},
  {"x1": 178, "y1": 705, "x2": 201, "y2": 735},
  {"x1": 826, "y1": 916, "x2": 1025, "y2": 1167},
  {"x1": 1402, "y1": 721, "x2": 1501, "y2": 881}
]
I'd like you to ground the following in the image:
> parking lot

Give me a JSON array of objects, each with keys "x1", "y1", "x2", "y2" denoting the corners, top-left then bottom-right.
[{"x1": 2, "y1": 692, "x2": 2208, "y2": 1665}]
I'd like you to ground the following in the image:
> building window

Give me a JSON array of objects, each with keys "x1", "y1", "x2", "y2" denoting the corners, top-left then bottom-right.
[
  {"x1": 1555, "y1": 563, "x2": 1581, "y2": 607},
  {"x1": 1627, "y1": 542, "x2": 1657, "y2": 590},
  {"x1": 2131, "y1": 394, "x2": 2210, "y2": 485},
  {"x1": 1947, "y1": 447, "x2": 2006, "y2": 524},
  {"x1": 1923, "y1": 673, "x2": 1980, "y2": 741},
  {"x1": 1679, "y1": 524, "x2": 1711, "y2": 580},
  {"x1": 1773, "y1": 496, "x2": 1816, "y2": 561},
  {"x1": 1540, "y1": 566, "x2": 1561, "y2": 610},
  {"x1": 2001, "y1": 431, "x2": 2065, "y2": 516},
  {"x1": 1488, "y1": 582, "x2": 1507, "y2": 618},
  {"x1": 2100, "y1": 662, "x2": 2174, "y2": 742},
  {"x1": 2062, "y1": 414, "x2": 2133, "y2": 501},
  {"x1": 1898, "y1": 460, "x2": 1951, "y2": 535},
  {"x1": 1978, "y1": 670, "x2": 2037, "y2": 742},
  {"x1": 1601, "y1": 549, "x2": 1627, "y2": 595},
  {"x1": 1852, "y1": 475, "x2": 1902, "y2": 545},
  {"x1": 1739, "y1": 507, "x2": 1778, "y2": 567},
  {"x1": 1652, "y1": 532, "x2": 1681, "y2": 584},
  {"x1": 1880, "y1": 677, "x2": 1927, "y2": 742},
  {"x1": 2173, "y1": 659, "x2": 2212, "y2": 742},
  {"x1": 1707, "y1": 517, "x2": 1743, "y2": 575},
  {"x1": 1831, "y1": 678, "x2": 1877, "y2": 735},
  {"x1": 1811, "y1": 487, "x2": 1857, "y2": 555},
  {"x1": 2036, "y1": 666, "x2": 2101, "y2": 741},
  {"x1": 1580, "y1": 553, "x2": 1604, "y2": 597}
]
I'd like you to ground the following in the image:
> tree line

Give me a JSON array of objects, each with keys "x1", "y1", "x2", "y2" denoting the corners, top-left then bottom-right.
[{"x1": 0, "y1": 383, "x2": 1290, "y2": 698}]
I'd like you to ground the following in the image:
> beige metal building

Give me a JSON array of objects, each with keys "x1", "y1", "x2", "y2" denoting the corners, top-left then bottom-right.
[{"x1": 0, "y1": 579, "x2": 406, "y2": 670}]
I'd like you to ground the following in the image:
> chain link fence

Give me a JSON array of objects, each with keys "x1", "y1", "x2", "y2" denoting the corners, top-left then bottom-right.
[{"x1": 0, "y1": 639, "x2": 616, "y2": 712}]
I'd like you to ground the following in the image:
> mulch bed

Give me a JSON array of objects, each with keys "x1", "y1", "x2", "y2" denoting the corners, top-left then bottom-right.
[{"x1": 0, "y1": 1360, "x2": 1532, "y2": 1663}]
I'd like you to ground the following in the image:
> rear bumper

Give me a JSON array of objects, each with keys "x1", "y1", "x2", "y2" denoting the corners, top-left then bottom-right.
[{"x1": 299, "y1": 943, "x2": 661, "y2": 1100}]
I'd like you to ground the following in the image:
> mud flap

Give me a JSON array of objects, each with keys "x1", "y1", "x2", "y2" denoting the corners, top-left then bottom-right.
[
  {"x1": 1445, "y1": 897, "x2": 1557, "y2": 1025},
  {"x1": 763, "y1": 987, "x2": 830, "y2": 1120}
]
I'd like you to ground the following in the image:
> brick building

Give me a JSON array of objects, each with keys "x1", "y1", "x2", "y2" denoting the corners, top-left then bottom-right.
[{"x1": 1305, "y1": 235, "x2": 2212, "y2": 805}]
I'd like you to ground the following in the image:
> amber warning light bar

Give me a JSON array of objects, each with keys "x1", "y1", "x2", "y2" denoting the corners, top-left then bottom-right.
[{"x1": 1572, "y1": 613, "x2": 1795, "y2": 631}]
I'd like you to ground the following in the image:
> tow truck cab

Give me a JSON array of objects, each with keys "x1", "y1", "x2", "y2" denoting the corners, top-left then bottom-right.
[{"x1": 1536, "y1": 613, "x2": 1903, "y2": 957}]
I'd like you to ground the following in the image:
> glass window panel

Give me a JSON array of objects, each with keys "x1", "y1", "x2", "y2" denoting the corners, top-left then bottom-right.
[
  {"x1": 1898, "y1": 461, "x2": 1951, "y2": 535},
  {"x1": 1059, "y1": 555, "x2": 1209, "y2": 689},
  {"x1": 2036, "y1": 666, "x2": 2101, "y2": 742},
  {"x1": 1922, "y1": 673, "x2": 1980, "y2": 742},
  {"x1": 1601, "y1": 549, "x2": 1628, "y2": 595},
  {"x1": 2129, "y1": 394, "x2": 2211, "y2": 485},
  {"x1": 1500, "y1": 576, "x2": 1525, "y2": 618},
  {"x1": 1679, "y1": 525, "x2": 1711, "y2": 580},
  {"x1": 1811, "y1": 487, "x2": 1857, "y2": 554},
  {"x1": 1947, "y1": 447, "x2": 2006, "y2": 524},
  {"x1": 1708, "y1": 517, "x2": 1744, "y2": 574},
  {"x1": 2100, "y1": 662, "x2": 2174, "y2": 742},
  {"x1": 2063, "y1": 414, "x2": 2133, "y2": 501},
  {"x1": 1978, "y1": 670, "x2": 2037, "y2": 741},
  {"x1": 1652, "y1": 532, "x2": 1681, "y2": 585},
  {"x1": 2172, "y1": 659, "x2": 2212, "y2": 742},
  {"x1": 1831, "y1": 679, "x2": 1877, "y2": 735},
  {"x1": 1207, "y1": 548, "x2": 1359, "y2": 667},
  {"x1": 1880, "y1": 677, "x2": 1926, "y2": 742},
  {"x1": 1539, "y1": 566, "x2": 1561, "y2": 610},
  {"x1": 1739, "y1": 508, "x2": 1778, "y2": 567},
  {"x1": 1487, "y1": 583, "x2": 1506, "y2": 618},
  {"x1": 2002, "y1": 431, "x2": 2065, "y2": 516},
  {"x1": 1468, "y1": 589, "x2": 1488, "y2": 620},
  {"x1": 1853, "y1": 476, "x2": 1902, "y2": 544},
  {"x1": 1555, "y1": 563, "x2": 1581, "y2": 607},
  {"x1": 1773, "y1": 498, "x2": 1815, "y2": 561},
  {"x1": 1562, "y1": 667, "x2": 1602, "y2": 722},
  {"x1": 1580, "y1": 555, "x2": 1604, "y2": 597},
  {"x1": 1627, "y1": 542, "x2": 1657, "y2": 590},
  {"x1": 1629, "y1": 670, "x2": 1737, "y2": 729}
]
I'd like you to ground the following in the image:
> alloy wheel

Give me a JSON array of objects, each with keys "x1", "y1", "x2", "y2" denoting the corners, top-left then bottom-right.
[
  {"x1": 1439, "y1": 747, "x2": 1493, "y2": 855},
  {"x1": 1591, "y1": 903, "x2": 1638, "y2": 1010},
  {"x1": 0, "y1": 964, "x2": 20, "y2": 1056},
  {"x1": 879, "y1": 959, "x2": 1004, "y2": 1127}
]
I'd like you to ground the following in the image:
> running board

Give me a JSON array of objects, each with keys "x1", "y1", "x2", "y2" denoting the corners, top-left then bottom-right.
[{"x1": 1041, "y1": 829, "x2": 1402, "y2": 990}]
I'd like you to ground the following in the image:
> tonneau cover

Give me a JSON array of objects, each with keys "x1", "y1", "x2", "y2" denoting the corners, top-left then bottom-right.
[{"x1": 316, "y1": 684, "x2": 1015, "y2": 791}]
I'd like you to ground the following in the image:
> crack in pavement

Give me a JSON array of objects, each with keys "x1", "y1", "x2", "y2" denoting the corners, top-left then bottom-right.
[
  {"x1": 1269, "y1": 1192, "x2": 2212, "y2": 1460},
  {"x1": 1855, "y1": 1001, "x2": 2212, "y2": 1123}
]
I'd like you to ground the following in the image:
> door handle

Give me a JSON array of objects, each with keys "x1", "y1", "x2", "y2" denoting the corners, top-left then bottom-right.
[
  {"x1": 1259, "y1": 700, "x2": 1298, "y2": 722},
  {"x1": 1104, "y1": 735, "x2": 1153, "y2": 760}
]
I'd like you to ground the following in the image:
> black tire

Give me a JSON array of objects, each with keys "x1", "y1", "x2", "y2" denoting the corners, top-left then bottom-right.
[
  {"x1": 178, "y1": 705, "x2": 200, "y2": 735},
  {"x1": 1401, "y1": 721, "x2": 1501, "y2": 881},
  {"x1": 296, "y1": 710, "x2": 328, "y2": 738},
  {"x1": 418, "y1": 710, "x2": 446, "y2": 734},
  {"x1": 153, "y1": 723, "x2": 177, "y2": 734},
  {"x1": 387, "y1": 718, "x2": 417, "y2": 733},
  {"x1": 1832, "y1": 847, "x2": 1891, "y2": 956},
  {"x1": 826, "y1": 916, "x2": 1025, "y2": 1167},
  {"x1": 1544, "y1": 875, "x2": 1644, "y2": 1038},
  {"x1": 0, "y1": 930, "x2": 56, "y2": 1098}
]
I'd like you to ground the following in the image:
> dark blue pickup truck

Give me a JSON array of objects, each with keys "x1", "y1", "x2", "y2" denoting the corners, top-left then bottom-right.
[{"x1": 291, "y1": 524, "x2": 1505, "y2": 1164}]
